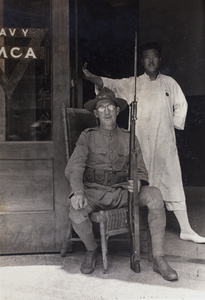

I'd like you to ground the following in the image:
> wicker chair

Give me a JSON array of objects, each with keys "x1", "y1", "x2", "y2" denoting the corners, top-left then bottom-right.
[{"x1": 60, "y1": 106, "x2": 152, "y2": 272}]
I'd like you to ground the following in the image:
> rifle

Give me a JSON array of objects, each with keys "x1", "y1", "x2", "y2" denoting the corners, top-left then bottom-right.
[{"x1": 128, "y1": 32, "x2": 140, "y2": 273}]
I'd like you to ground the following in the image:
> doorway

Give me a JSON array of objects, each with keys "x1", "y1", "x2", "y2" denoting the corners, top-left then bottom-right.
[{"x1": 0, "y1": 0, "x2": 70, "y2": 254}]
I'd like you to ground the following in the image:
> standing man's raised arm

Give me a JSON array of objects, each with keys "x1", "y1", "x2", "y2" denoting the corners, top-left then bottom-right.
[
  {"x1": 82, "y1": 62, "x2": 134, "y2": 104},
  {"x1": 82, "y1": 62, "x2": 103, "y2": 89}
]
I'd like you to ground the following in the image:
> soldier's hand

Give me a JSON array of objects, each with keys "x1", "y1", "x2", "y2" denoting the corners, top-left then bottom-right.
[
  {"x1": 127, "y1": 180, "x2": 141, "y2": 192},
  {"x1": 127, "y1": 180, "x2": 133, "y2": 193},
  {"x1": 71, "y1": 191, "x2": 88, "y2": 210}
]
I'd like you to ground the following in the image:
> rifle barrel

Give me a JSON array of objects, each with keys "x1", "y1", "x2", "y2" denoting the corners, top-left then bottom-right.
[
  {"x1": 128, "y1": 31, "x2": 140, "y2": 273},
  {"x1": 134, "y1": 32, "x2": 137, "y2": 103}
]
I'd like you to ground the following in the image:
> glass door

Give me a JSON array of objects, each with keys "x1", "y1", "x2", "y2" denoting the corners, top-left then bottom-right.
[{"x1": 0, "y1": 0, "x2": 70, "y2": 254}]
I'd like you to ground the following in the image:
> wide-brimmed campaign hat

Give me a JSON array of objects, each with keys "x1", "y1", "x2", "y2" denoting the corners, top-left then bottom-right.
[{"x1": 84, "y1": 87, "x2": 127, "y2": 113}]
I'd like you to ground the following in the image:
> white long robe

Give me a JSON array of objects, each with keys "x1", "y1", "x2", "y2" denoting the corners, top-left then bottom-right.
[{"x1": 101, "y1": 73, "x2": 188, "y2": 211}]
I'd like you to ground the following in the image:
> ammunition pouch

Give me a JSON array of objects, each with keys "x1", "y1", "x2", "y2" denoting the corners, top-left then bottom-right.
[{"x1": 84, "y1": 167, "x2": 128, "y2": 186}]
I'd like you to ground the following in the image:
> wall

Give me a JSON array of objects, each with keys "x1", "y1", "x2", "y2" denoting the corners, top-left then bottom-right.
[{"x1": 139, "y1": 0, "x2": 205, "y2": 96}]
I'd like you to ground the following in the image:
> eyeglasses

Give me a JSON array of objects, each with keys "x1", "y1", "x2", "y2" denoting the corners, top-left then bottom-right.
[{"x1": 97, "y1": 104, "x2": 116, "y2": 112}]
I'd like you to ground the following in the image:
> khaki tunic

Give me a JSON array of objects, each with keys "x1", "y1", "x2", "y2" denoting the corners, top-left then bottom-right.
[
  {"x1": 65, "y1": 126, "x2": 148, "y2": 209},
  {"x1": 101, "y1": 73, "x2": 188, "y2": 211}
]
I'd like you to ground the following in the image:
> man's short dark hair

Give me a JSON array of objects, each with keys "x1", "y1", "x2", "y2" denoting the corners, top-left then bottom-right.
[{"x1": 139, "y1": 42, "x2": 162, "y2": 59}]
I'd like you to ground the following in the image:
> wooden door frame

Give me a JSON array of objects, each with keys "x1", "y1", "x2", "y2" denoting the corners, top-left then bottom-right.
[
  {"x1": 52, "y1": 0, "x2": 71, "y2": 249},
  {"x1": 0, "y1": 0, "x2": 71, "y2": 254}
]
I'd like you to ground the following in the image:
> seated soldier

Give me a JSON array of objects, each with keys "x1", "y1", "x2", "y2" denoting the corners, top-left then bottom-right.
[{"x1": 65, "y1": 87, "x2": 178, "y2": 281}]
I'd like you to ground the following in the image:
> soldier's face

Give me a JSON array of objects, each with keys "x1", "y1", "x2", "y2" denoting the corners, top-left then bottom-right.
[{"x1": 94, "y1": 99, "x2": 120, "y2": 130}]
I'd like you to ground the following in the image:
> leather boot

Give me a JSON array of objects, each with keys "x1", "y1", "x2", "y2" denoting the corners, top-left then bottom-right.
[
  {"x1": 153, "y1": 256, "x2": 178, "y2": 281},
  {"x1": 80, "y1": 248, "x2": 98, "y2": 274},
  {"x1": 60, "y1": 239, "x2": 71, "y2": 257}
]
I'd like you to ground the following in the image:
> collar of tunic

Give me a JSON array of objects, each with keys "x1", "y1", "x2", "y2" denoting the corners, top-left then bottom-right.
[{"x1": 99, "y1": 125, "x2": 118, "y2": 137}]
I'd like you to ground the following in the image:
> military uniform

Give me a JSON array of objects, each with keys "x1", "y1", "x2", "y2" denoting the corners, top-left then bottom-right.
[{"x1": 65, "y1": 125, "x2": 166, "y2": 257}]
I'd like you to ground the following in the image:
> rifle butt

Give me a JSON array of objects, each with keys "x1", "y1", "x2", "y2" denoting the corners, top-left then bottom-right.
[
  {"x1": 128, "y1": 193, "x2": 141, "y2": 273},
  {"x1": 130, "y1": 252, "x2": 141, "y2": 273}
]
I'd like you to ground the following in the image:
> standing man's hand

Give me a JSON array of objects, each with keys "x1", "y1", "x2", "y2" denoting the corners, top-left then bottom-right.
[
  {"x1": 70, "y1": 190, "x2": 88, "y2": 210},
  {"x1": 82, "y1": 62, "x2": 103, "y2": 89},
  {"x1": 82, "y1": 62, "x2": 92, "y2": 80}
]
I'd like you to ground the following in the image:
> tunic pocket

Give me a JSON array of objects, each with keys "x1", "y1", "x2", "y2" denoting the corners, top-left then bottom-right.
[
  {"x1": 90, "y1": 144, "x2": 107, "y2": 155},
  {"x1": 117, "y1": 144, "x2": 129, "y2": 156}
]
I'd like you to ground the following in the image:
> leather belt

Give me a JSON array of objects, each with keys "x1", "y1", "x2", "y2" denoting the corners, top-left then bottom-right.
[{"x1": 84, "y1": 167, "x2": 128, "y2": 186}]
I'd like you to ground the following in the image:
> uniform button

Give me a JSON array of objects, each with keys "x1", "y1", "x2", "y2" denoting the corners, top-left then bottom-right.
[
  {"x1": 109, "y1": 164, "x2": 112, "y2": 168},
  {"x1": 109, "y1": 136, "x2": 112, "y2": 140},
  {"x1": 110, "y1": 150, "x2": 113, "y2": 153}
]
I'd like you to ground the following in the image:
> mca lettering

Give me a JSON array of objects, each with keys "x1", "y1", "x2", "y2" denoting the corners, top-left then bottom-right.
[
  {"x1": 0, "y1": 47, "x2": 37, "y2": 59},
  {"x1": 0, "y1": 28, "x2": 48, "y2": 98}
]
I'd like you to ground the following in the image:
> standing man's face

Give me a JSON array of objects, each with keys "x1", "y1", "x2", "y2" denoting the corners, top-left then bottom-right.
[{"x1": 141, "y1": 48, "x2": 161, "y2": 75}]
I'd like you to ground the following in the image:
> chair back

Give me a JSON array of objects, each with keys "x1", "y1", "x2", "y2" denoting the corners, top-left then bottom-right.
[{"x1": 62, "y1": 106, "x2": 98, "y2": 162}]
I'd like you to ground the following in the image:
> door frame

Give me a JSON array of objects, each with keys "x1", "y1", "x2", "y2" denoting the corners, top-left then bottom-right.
[
  {"x1": 0, "y1": 0, "x2": 71, "y2": 254},
  {"x1": 51, "y1": 0, "x2": 71, "y2": 249}
]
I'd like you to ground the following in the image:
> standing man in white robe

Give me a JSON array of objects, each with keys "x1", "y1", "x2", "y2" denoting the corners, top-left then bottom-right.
[{"x1": 82, "y1": 42, "x2": 205, "y2": 243}]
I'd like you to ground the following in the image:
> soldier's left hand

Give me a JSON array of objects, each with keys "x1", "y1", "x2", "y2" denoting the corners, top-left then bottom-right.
[
  {"x1": 127, "y1": 180, "x2": 133, "y2": 192},
  {"x1": 127, "y1": 180, "x2": 141, "y2": 192}
]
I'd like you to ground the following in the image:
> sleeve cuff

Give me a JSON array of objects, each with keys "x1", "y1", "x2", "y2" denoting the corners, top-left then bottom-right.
[{"x1": 140, "y1": 180, "x2": 149, "y2": 186}]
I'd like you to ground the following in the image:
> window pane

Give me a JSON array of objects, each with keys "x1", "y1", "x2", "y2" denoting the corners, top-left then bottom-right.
[{"x1": 1, "y1": 0, "x2": 51, "y2": 141}]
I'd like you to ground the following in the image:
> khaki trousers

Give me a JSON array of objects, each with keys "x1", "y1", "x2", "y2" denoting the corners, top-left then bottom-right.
[{"x1": 69, "y1": 186, "x2": 166, "y2": 256}]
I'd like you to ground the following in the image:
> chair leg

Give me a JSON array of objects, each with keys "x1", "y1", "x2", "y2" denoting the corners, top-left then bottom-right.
[
  {"x1": 60, "y1": 221, "x2": 73, "y2": 257},
  {"x1": 99, "y1": 221, "x2": 108, "y2": 273}
]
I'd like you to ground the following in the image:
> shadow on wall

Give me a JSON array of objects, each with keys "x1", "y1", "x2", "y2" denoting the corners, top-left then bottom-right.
[{"x1": 176, "y1": 95, "x2": 205, "y2": 187}]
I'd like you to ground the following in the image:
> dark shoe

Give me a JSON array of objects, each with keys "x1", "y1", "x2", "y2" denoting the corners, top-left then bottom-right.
[
  {"x1": 80, "y1": 249, "x2": 98, "y2": 274},
  {"x1": 153, "y1": 256, "x2": 178, "y2": 281}
]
